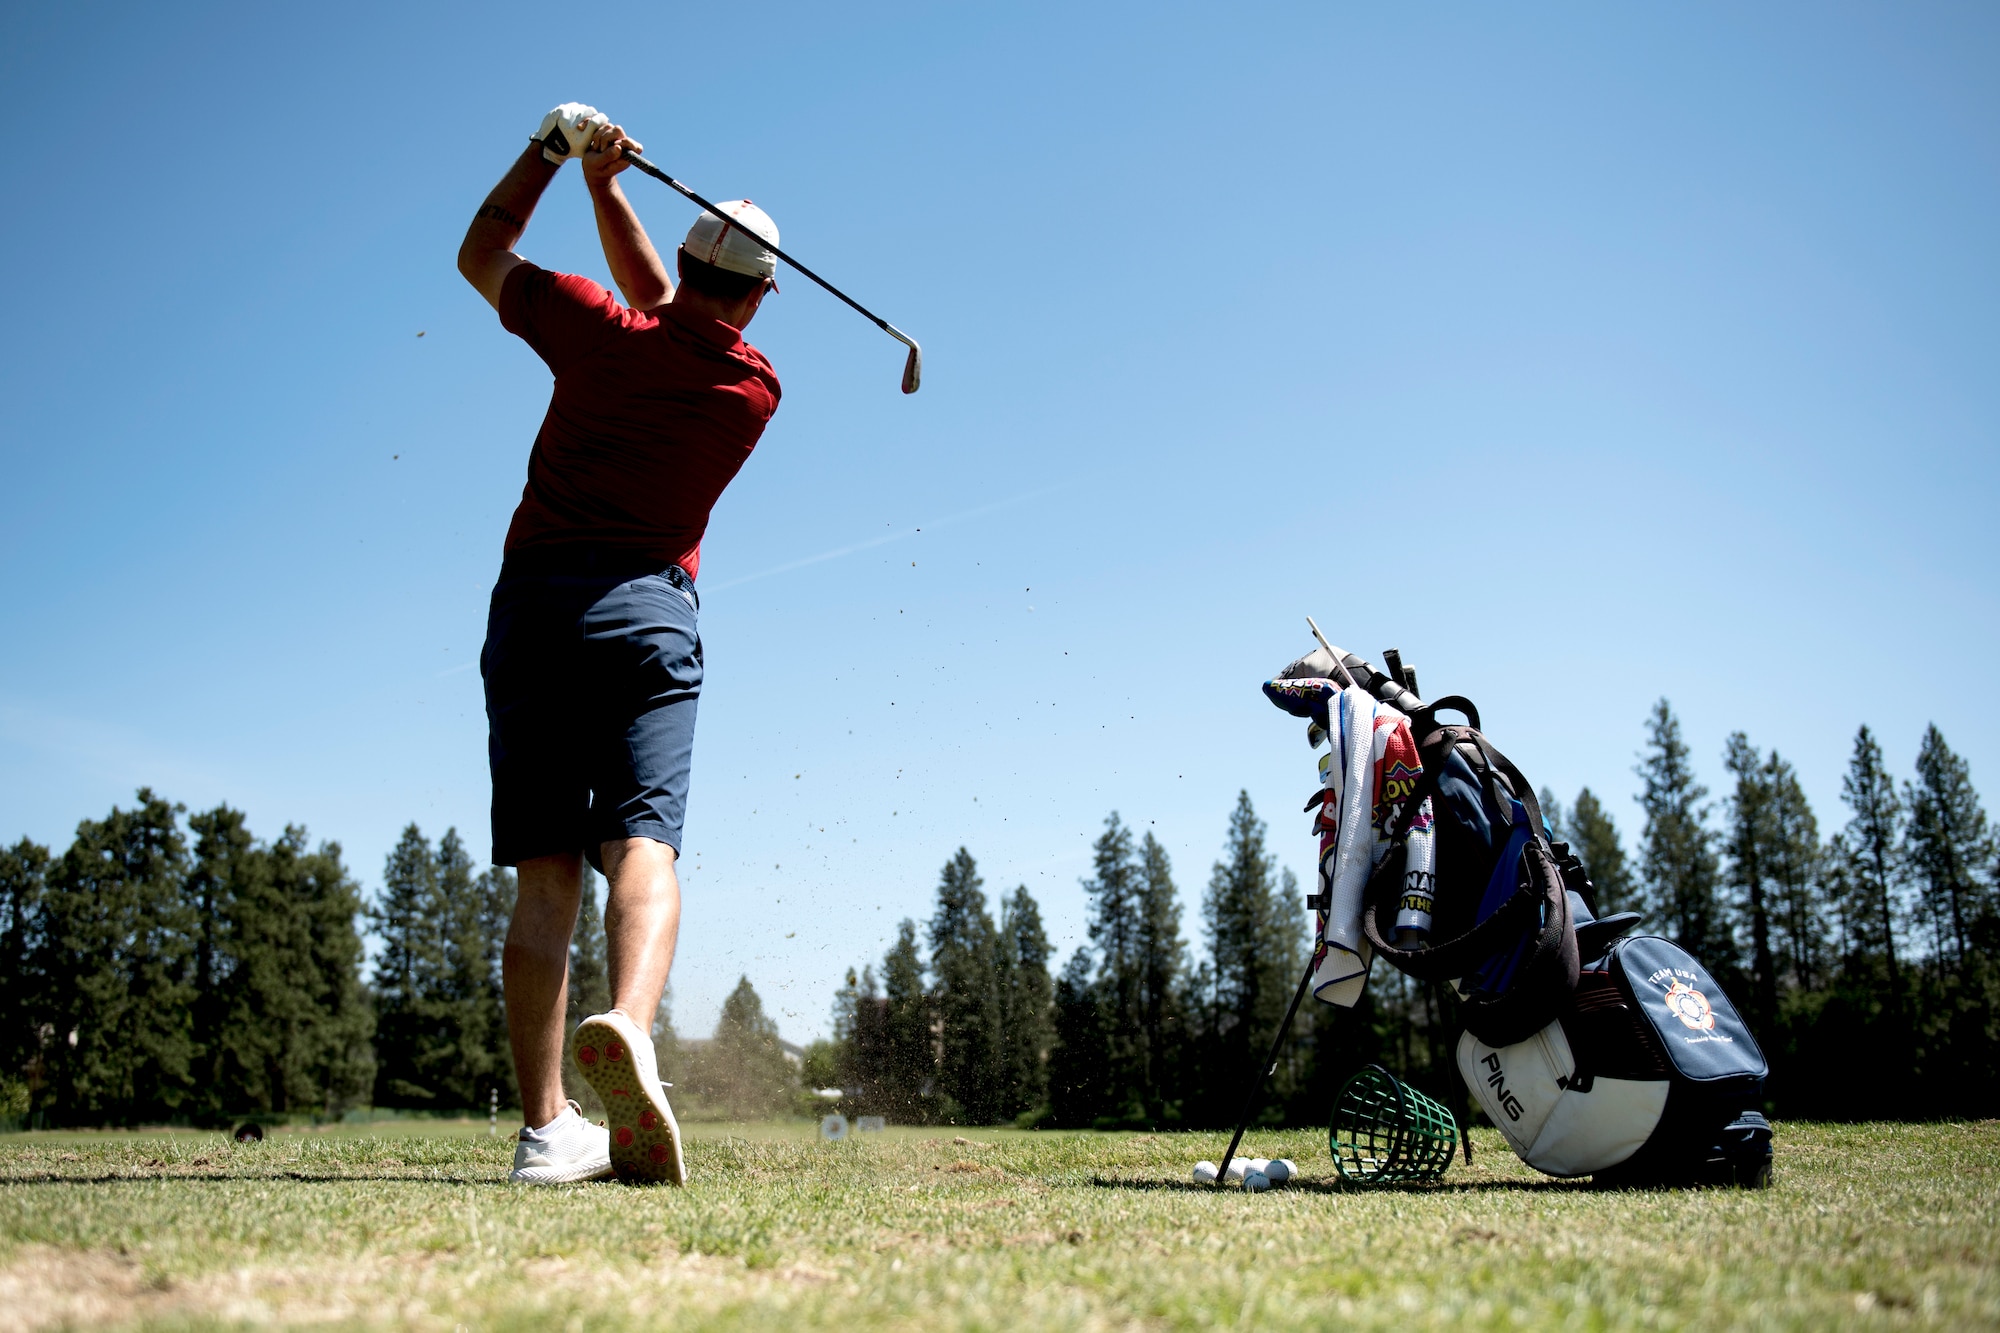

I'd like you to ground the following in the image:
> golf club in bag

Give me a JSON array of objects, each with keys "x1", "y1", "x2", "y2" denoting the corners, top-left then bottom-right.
[
  {"x1": 1213, "y1": 625, "x2": 1773, "y2": 1188},
  {"x1": 617, "y1": 149, "x2": 923, "y2": 395}
]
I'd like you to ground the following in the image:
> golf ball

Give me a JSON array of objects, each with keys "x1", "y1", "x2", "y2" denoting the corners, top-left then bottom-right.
[
  {"x1": 1265, "y1": 1159, "x2": 1295, "y2": 1184},
  {"x1": 1242, "y1": 1171, "x2": 1271, "y2": 1193},
  {"x1": 1192, "y1": 1160, "x2": 1219, "y2": 1184}
]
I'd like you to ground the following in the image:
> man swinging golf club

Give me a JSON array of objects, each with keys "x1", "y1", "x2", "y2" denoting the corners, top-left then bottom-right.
[{"x1": 458, "y1": 103, "x2": 783, "y2": 1185}]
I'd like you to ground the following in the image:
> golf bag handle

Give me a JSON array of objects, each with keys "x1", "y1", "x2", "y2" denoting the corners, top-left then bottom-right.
[
  {"x1": 619, "y1": 150, "x2": 923, "y2": 394},
  {"x1": 1413, "y1": 695, "x2": 1481, "y2": 733}
]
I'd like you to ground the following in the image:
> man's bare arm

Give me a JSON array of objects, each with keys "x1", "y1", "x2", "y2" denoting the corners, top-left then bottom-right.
[
  {"x1": 458, "y1": 145, "x2": 561, "y2": 310},
  {"x1": 582, "y1": 124, "x2": 673, "y2": 311}
]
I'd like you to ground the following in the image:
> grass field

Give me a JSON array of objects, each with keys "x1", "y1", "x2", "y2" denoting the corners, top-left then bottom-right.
[{"x1": 3, "y1": 1118, "x2": 1996, "y2": 1330}]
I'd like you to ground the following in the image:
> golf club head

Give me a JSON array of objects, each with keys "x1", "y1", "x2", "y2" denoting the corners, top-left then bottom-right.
[{"x1": 901, "y1": 341, "x2": 922, "y2": 394}]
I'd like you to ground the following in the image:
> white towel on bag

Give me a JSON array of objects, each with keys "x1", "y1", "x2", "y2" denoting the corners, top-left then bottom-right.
[
  {"x1": 1312, "y1": 686, "x2": 1383, "y2": 1005},
  {"x1": 1311, "y1": 685, "x2": 1434, "y2": 1006}
]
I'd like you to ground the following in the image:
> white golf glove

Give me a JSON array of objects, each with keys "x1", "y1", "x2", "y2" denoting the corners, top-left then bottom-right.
[{"x1": 532, "y1": 103, "x2": 610, "y2": 165}]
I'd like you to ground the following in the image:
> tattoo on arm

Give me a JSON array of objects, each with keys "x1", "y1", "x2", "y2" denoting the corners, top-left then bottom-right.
[{"x1": 475, "y1": 203, "x2": 524, "y2": 227}]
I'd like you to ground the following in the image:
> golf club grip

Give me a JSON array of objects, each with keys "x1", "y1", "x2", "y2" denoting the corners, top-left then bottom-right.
[
  {"x1": 1333, "y1": 650, "x2": 1425, "y2": 714},
  {"x1": 621, "y1": 152, "x2": 899, "y2": 336}
]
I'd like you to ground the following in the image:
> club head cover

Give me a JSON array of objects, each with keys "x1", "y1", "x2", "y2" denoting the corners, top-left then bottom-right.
[
  {"x1": 1263, "y1": 676, "x2": 1339, "y2": 732},
  {"x1": 1278, "y1": 646, "x2": 1341, "y2": 682}
]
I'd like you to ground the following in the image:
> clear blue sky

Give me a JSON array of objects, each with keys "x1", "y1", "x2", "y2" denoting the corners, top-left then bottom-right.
[{"x1": 3, "y1": 2, "x2": 1994, "y2": 1043}]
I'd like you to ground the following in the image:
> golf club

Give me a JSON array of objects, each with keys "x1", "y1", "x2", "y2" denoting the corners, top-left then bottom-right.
[
  {"x1": 1213, "y1": 952, "x2": 1318, "y2": 1189},
  {"x1": 619, "y1": 149, "x2": 923, "y2": 395}
]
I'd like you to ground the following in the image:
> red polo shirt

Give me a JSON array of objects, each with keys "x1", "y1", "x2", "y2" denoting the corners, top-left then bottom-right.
[{"x1": 497, "y1": 263, "x2": 781, "y2": 580}]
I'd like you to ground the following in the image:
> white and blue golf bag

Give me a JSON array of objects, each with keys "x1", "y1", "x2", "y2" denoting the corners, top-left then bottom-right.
[{"x1": 1266, "y1": 639, "x2": 1773, "y2": 1187}]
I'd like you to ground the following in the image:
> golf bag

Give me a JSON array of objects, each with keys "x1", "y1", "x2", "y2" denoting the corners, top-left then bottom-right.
[
  {"x1": 1264, "y1": 640, "x2": 1772, "y2": 1188},
  {"x1": 1458, "y1": 913, "x2": 1773, "y2": 1185},
  {"x1": 1264, "y1": 657, "x2": 1589, "y2": 1045}
]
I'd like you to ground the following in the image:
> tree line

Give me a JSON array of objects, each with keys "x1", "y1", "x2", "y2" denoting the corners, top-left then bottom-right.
[
  {"x1": 0, "y1": 794, "x2": 375, "y2": 1127},
  {"x1": 0, "y1": 793, "x2": 824, "y2": 1129},
  {"x1": 820, "y1": 703, "x2": 2000, "y2": 1126},
  {"x1": 0, "y1": 803, "x2": 530, "y2": 1126},
  {"x1": 5, "y1": 699, "x2": 1994, "y2": 1127}
]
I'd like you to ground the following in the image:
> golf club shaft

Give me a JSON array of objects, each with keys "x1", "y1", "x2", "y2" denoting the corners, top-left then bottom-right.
[
  {"x1": 1215, "y1": 953, "x2": 1318, "y2": 1186},
  {"x1": 619, "y1": 151, "x2": 919, "y2": 353}
]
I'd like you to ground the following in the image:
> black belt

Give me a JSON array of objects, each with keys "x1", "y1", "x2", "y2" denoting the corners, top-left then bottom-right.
[{"x1": 500, "y1": 544, "x2": 692, "y2": 589}]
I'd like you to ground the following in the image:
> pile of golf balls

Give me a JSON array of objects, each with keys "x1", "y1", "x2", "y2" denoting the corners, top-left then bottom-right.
[{"x1": 1191, "y1": 1156, "x2": 1298, "y2": 1191}]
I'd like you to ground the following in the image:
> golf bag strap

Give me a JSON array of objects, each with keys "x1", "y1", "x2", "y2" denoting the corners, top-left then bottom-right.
[
  {"x1": 1382, "y1": 724, "x2": 1475, "y2": 843},
  {"x1": 1464, "y1": 732, "x2": 1549, "y2": 838},
  {"x1": 1360, "y1": 854, "x2": 1544, "y2": 979},
  {"x1": 1391, "y1": 724, "x2": 1549, "y2": 844}
]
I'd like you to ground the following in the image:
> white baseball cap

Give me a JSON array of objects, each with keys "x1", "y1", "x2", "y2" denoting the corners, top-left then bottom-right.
[{"x1": 684, "y1": 200, "x2": 779, "y2": 282}]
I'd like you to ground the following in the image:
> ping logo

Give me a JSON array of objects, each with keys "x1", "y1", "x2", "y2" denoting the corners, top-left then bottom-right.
[{"x1": 1479, "y1": 1052, "x2": 1525, "y2": 1121}]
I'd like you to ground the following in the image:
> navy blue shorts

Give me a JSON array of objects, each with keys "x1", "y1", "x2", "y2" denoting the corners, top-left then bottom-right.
[{"x1": 481, "y1": 551, "x2": 702, "y2": 868}]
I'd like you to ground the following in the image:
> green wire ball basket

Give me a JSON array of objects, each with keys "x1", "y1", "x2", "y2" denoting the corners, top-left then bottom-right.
[{"x1": 1329, "y1": 1064, "x2": 1461, "y2": 1185}]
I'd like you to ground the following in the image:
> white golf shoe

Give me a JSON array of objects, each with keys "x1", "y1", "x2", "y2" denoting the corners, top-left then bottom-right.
[
  {"x1": 508, "y1": 1099, "x2": 613, "y2": 1184},
  {"x1": 573, "y1": 1009, "x2": 686, "y2": 1185}
]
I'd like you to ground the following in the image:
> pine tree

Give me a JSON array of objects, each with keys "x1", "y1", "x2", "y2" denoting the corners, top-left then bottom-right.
[
  {"x1": 929, "y1": 849, "x2": 1004, "y2": 1124},
  {"x1": 831, "y1": 966, "x2": 863, "y2": 1093},
  {"x1": 1722, "y1": 733, "x2": 1780, "y2": 1035},
  {"x1": 36, "y1": 791, "x2": 196, "y2": 1124},
  {"x1": 1047, "y1": 946, "x2": 1108, "y2": 1126},
  {"x1": 188, "y1": 808, "x2": 372, "y2": 1118},
  {"x1": 652, "y1": 984, "x2": 683, "y2": 1088},
  {"x1": 997, "y1": 886, "x2": 1055, "y2": 1120},
  {"x1": 370, "y1": 825, "x2": 450, "y2": 1106},
  {"x1": 471, "y1": 861, "x2": 516, "y2": 1108},
  {"x1": 1539, "y1": 787, "x2": 1568, "y2": 842},
  {"x1": 1902, "y1": 724, "x2": 1998, "y2": 1111},
  {"x1": 1762, "y1": 752, "x2": 1826, "y2": 992},
  {"x1": 366, "y1": 827, "x2": 510, "y2": 1110},
  {"x1": 566, "y1": 870, "x2": 610, "y2": 1026},
  {"x1": 434, "y1": 830, "x2": 494, "y2": 1109},
  {"x1": 1135, "y1": 832, "x2": 1188, "y2": 1124},
  {"x1": 185, "y1": 807, "x2": 249, "y2": 1116},
  {"x1": 1081, "y1": 814, "x2": 1143, "y2": 1120},
  {"x1": 0, "y1": 840, "x2": 51, "y2": 1120},
  {"x1": 281, "y1": 829, "x2": 374, "y2": 1113},
  {"x1": 1569, "y1": 788, "x2": 1634, "y2": 913},
  {"x1": 1200, "y1": 792, "x2": 1303, "y2": 1125},
  {"x1": 1635, "y1": 702, "x2": 1733, "y2": 969},
  {"x1": 1840, "y1": 725, "x2": 1907, "y2": 1021},
  {"x1": 695, "y1": 976, "x2": 796, "y2": 1118},
  {"x1": 880, "y1": 920, "x2": 934, "y2": 1121},
  {"x1": 558, "y1": 869, "x2": 610, "y2": 1112},
  {"x1": 838, "y1": 964, "x2": 893, "y2": 1113},
  {"x1": 1904, "y1": 724, "x2": 1991, "y2": 972}
]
